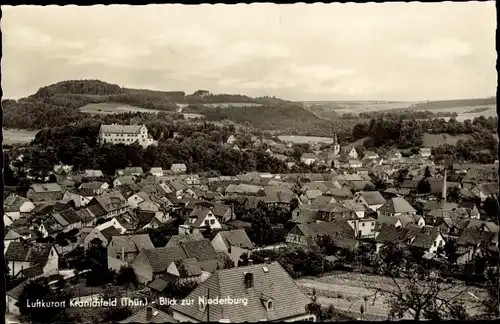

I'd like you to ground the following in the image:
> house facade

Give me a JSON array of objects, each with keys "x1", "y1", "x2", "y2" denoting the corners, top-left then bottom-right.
[
  {"x1": 26, "y1": 183, "x2": 63, "y2": 202},
  {"x1": 99, "y1": 124, "x2": 157, "y2": 148}
]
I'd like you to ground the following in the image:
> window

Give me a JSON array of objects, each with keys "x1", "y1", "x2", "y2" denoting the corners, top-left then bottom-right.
[
  {"x1": 267, "y1": 300, "x2": 274, "y2": 310},
  {"x1": 117, "y1": 254, "x2": 121, "y2": 260},
  {"x1": 205, "y1": 220, "x2": 209, "y2": 226},
  {"x1": 433, "y1": 241, "x2": 437, "y2": 247},
  {"x1": 210, "y1": 219, "x2": 215, "y2": 225},
  {"x1": 361, "y1": 223, "x2": 365, "y2": 227}
]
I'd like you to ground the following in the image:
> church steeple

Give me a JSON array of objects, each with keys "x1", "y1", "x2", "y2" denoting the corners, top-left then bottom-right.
[{"x1": 333, "y1": 133, "x2": 340, "y2": 155}]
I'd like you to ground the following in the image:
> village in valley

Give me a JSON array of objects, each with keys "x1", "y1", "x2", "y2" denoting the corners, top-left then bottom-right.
[
  {"x1": 2, "y1": 3, "x2": 498, "y2": 324},
  {"x1": 4, "y1": 121, "x2": 499, "y2": 323}
]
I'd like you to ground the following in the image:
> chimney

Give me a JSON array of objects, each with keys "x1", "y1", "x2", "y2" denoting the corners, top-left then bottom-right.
[
  {"x1": 442, "y1": 170, "x2": 447, "y2": 201},
  {"x1": 146, "y1": 306, "x2": 153, "y2": 321},
  {"x1": 264, "y1": 257, "x2": 271, "y2": 264},
  {"x1": 121, "y1": 247, "x2": 125, "y2": 260},
  {"x1": 248, "y1": 259, "x2": 254, "y2": 266}
]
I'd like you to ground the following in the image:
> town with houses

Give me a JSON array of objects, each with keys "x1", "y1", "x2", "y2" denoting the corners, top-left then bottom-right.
[{"x1": 4, "y1": 123, "x2": 499, "y2": 323}]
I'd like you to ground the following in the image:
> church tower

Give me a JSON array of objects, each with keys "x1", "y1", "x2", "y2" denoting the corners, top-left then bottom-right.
[{"x1": 333, "y1": 133, "x2": 340, "y2": 155}]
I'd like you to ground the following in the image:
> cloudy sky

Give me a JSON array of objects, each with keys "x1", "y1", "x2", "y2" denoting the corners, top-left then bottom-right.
[{"x1": 1, "y1": 2, "x2": 496, "y2": 101}]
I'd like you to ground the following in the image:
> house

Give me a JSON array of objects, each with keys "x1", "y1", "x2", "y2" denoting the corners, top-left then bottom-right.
[
  {"x1": 128, "y1": 191, "x2": 151, "y2": 209},
  {"x1": 62, "y1": 189, "x2": 93, "y2": 208},
  {"x1": 171, "y1": 163, "x2": 187, "y2": 174},
  {"x1": 107, "y1": 234, "x2": 155, "y2": 271},
  {"x1": 456, "y1": 228, "x2": 496, "y2": 264},
  {"x1": 79, "y1": 181, "x2": 109, "y2": 195},
  {"x1": 227, "y1": 135, "x2": 237, "y2": 145},
  {"x1": 132, "y1": 239, "x2": 220, "y2": 284},
  {"x1": 342, "y1": 146, "x2": 358, "y2": 159},
  {"x1": 185, "y1": 174, "x2": 200, "y2": 186},
  {"x1": 99, "y1": 124, "x2": 157, "y2": 148},
  {"x1": 419, "y1": 147, "x2": 432, "y2": 158},
  {"x1": 3, "y1": 194, "x2": 36, "y2": 227},
  {"x1": 149, "y1": 167, "x2": 165, "y2": 177},
  {"x1": 113, "y1": 176, "x2": 137, "y2": 187},
  {"x1": 354, "y1": 191, "x2": 386, "y2": 212},
  {"x1": 300, "y1": 153, "x2": 317, "y2": 166},
  {"x1": 83, "y1": 225, "x2": 121, "y2": 250},
  {"x1": 286, "y1": 220, "x2": 358, "y2": 250},
  {"x1": 120, "y1": 306, "x2": 178, "y2": 324},
  {"x1": 363, "y1": 151, "x2": 380, "y2": 160},
  {"x1": 375, "y1": 224, "x2": 441, "y2": 255},
  {"x1": 212, "y1": 204, "x2": 234, "y2": 223},
  {"x1": 26, "y1": 183, "x2": 63, "y2": 202},
  {"x1": 170, "y1": 261, "x2": 316, "y2": 322},
  {"x1": 181, "y1": 206, "x2": 222, "y2": 234},
  {"x1": 211, "y1": 229, "x2": 256, "y2": 265},
  {"x1": 86, "y1": 191, "x2": 130, "y2": 221},
  {"x1": 470, "y1": 183, "x2": 499, "y2": 201},
  {"x1": 166, "y1": 258, "x2": 203, "y2": 285},
  {"x1": 5, "y1": 242, "x2": 59, "y2": 277},
  {"x1": 83, "y1": 169, "x2": 104, "y2": 179},
  {"x1": 125, "y1": 167, "x2": 144, "y2": 177},
  {"x1": 386, "y1": 150, "x2": 402, "y2": 161},
  {"x1": 6, "y1": 279, "x2": 31, "y2": 315},
  {"x1": 377, "y1": 197, "x2": 416, "y2": 218},
  {"x1": 50, "y1": 208, "x2": 83, "y2": 233}
]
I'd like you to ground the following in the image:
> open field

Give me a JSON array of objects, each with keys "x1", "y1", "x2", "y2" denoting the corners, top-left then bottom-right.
[
  {"x1": 202, "y1": 102, "x2": 263, "y2": 108},
  {"x1": 277, "y1": 135, "x2": 334, "y2": 144},
  {"x1": 422, "y1": 133, "x2": 474, "y2": 147},
  {"x1": 3, "y1": 129, "x2": 39, "y2": 145},
  {"x1": 297, "y1": 271, "x2": 487, "y2": 319},
  {"x1": 79, "y1": 102, "x2": 160, "y2": 115}
]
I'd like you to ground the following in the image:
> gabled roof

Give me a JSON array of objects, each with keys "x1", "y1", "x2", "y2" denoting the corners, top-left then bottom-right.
[
  {"x1": 375, "y1": 224, "x2": 410, "y2": 244},
  {"x1": 100, "y1": 226, "x2": 122, "y2": 242},
  {"x1": 109, "y1": 234, "x2": 155, "y2": 253},
  {"x1": 457, "y1": 228, "x2": 496, "y2": 246},
  {"x1": 217, "y1": 229, "x2": 255, "y2": 250},
  {"x1": 18, "y1": 265, "x2": 44, "y2": 279},
  {"x1": 5, "y1": 242, "x2": 55, "y2": 265},
  {"x1": 83, "y1": 169, "x2": 103, "y2": 178},
  {"x1": 114, "y1": 176, "x2": 136, "y2": 185},
  {"x1": 405, "y1": 226, "x2": 440, "y2": 250},
  {"x1": 120, "y1": 307, "x2": 178, "y2": 324},
  {"x1": 30, "y1": 183, "x2": 62, "y2": 193},
  {"x1": 4, "y1": 194, "x2": 32, "y2": 212},
  {"x1": 170, "y1": 261, "x2": 312, "y2": 322},
  {"x1": 359, "y1": 191, "x2": 386, "y2": 206},
  {"x1": 296, "y1": 220, "x2": 356, "y2": 246},
  {"x1": 379, "y1": 197, "x2": 416, "y2": 214},
  {"x1": 6, "y1": 279, "x2": 30, "y2": 300},
  {"x1": 174, "y1": 258, "x2": 203, "y2": 277},
  {"x1": 92, "y1": 191, "x2": 128, "y2": 212}
]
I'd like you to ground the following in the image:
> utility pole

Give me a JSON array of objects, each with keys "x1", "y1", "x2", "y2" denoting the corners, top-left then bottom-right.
[{"x1": 206, "y1": 288, "x2": 210, "y2": 323}]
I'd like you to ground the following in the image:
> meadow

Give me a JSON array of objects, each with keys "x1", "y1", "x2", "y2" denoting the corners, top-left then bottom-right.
[
  {"x1": 3, "y1": 129, "x2": 39, "y2": 145},
  {"x1": 79, "y1": 102, "x2": 160, "y2": 115}
]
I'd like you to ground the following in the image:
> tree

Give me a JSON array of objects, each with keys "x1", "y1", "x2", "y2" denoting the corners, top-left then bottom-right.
[
  {"x1": 424, "y1": 166, "x2": 432, "y2": 178},
  {"x1": 18, "y1": 278, "x2": 66, "y2": 323},
  {"x1": 481, "y1": 265, "x2": 499, "y2": 319},
  {"x1": 417, "y1": 179, "x2": 431, "y2": 194},
  {"x1": 116, "y1": 266, "x2": 139, "y2": 288},
  {"x1": 366, "y1": 256, "x2": 470, "y2": 321},
  {"x1": 102, "y1": 306, "x2": 133, "y2": 322}
]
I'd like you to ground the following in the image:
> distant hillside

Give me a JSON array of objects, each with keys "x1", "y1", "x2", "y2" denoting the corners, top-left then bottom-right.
[
  {"x1": 411, "y1": 97, "x2": 496, "y2": 110},
  {"x1": 201, "y1": 102, "x2": 324, "y2": 131}
]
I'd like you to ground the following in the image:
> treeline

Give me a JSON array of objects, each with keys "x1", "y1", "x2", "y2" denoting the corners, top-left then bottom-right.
[
  {"x1": 357, "y1": 109, "x2": 458, "y2": 120},
  {"x1": 33, "y1": 79, "x2": 123, "y2": 98},
  {"x1": 410, "y1": 97, "x2": 496, "y2": 110},
  {"x1": 8, "y1": 121, "x2": 300, "y2": 181},
  {"x1": 351, "y1": 116, "x2": 498, "y2": 163}
]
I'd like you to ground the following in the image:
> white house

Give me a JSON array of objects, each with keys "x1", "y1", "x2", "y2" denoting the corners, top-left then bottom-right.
[
  {"x1": 181, "y1": 206, "x2": 222, "y2": 234},
  {"x1": 226, "y1": 135, "x2": 237, "y2": 145},
  {"x1": 99, "y1": 124, "x2": 157, "y2": 148},
  {"x1": 354, "y1": 191, "x2": 386, "y2": 212},
  {"x1": 3, "y1": 194, "x2": 36, "y2": 226},
  {"x1": 149, "y1": 167, "x2": 164, "y2": 177},
  {"x1": 79, "y1": 181, "x2": 109, "y2": 195},
  {"x1": 419, "y1": 147, "x2": 432, "y2": 158},
  {"x1": 171, "y1": 163, "x2": 187, "y2": 174},
  {"x1": 5, "y1": 242, "x2": 59, "y2": 277},
  {"x1": 211, "y1": 229, "x2": 256, "y2": 265},
  {"x1": 300, "y1": 153, "x2": 317, "y2": 166},
  {"x1": 62, "y1": 190, "x2": 93, "y2": 208}
]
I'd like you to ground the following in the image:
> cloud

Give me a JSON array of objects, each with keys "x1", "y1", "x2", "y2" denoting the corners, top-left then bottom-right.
[{"x1": 396, "y1": 38, "x2": 474, "y2": 59}]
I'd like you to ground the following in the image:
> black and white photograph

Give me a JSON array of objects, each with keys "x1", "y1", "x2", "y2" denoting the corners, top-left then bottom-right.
[{"x1": 2, "y1": 2, "x2": 498, "y2": 323}]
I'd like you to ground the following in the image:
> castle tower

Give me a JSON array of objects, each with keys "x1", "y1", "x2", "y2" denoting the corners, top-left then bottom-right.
[
  {"x1": 442, "y1": 169, "x2": 447, "y2": 201},
  {"x1": 333, "y1": 133, "x2": 340, "y2": 156}
]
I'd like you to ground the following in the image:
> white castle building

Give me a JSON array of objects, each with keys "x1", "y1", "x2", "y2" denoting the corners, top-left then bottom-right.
[{"x1": 98, "y1": 124, "x2": 157, "y2": 148}]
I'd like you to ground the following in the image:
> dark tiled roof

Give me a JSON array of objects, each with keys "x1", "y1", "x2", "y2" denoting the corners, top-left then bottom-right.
[
  {"x1": 175, "y1": 258, "x2": 203, "y2": 277},
  {"x1": 457, "y1": 228, "x2": 496, "y2": 246},
  {"x1": 147, "y1": 273, "x2": 178, "y2": 292},
  {"x1": 143, "y1": 246, "x2": 188, "y2": 273},
  {"x1": 375, "y1": 224, "x2": 410, "y2": 244},
  {"x1": 100, "y1": 226, "x2": 122, "y2": 242},
  {"x1": 4, "y1": 194, "x2": 31, "y2": 212},
  {"x1": 360, "y1": 191, "x2": 386, "y2": 205},
  {"x1": 379, "y1": 197, "x2": 416, "y2": 214},
  {"x1": 120, "y1": 307, "x2": 178, "y2": 323},
  {"x1": 406, "y1": 226, "x2": 440, "y2": 250},
  {"x1": 171, "y1": 262, "x2": 312, "y2": 322},
  {"x1": 109, "y1": 234, "x2": 155, "y2": 253},
  {"x1": 18, "y1": 265, "x2": 43, "y2": 279},
  {"x1": 6, "y1": 279, "x2": 30, "y2": 300},
  {"x1": 5, "y1": 242, "x2": 54, "y2": 265},
  {"x1": 218, "y1": 229, "x2": 255, "y2": 250}
]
